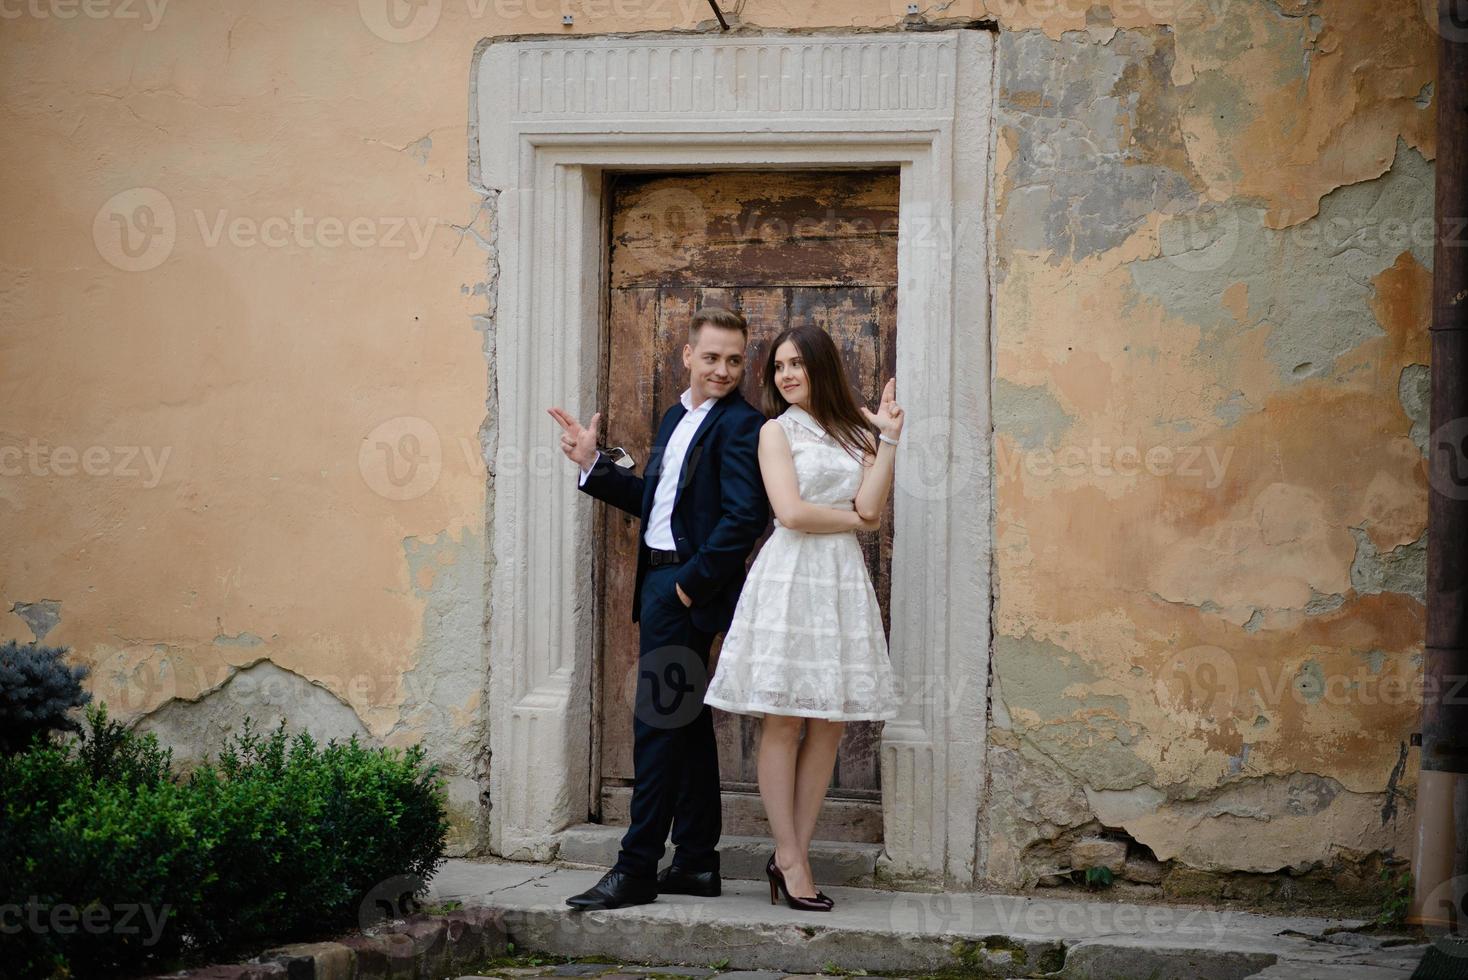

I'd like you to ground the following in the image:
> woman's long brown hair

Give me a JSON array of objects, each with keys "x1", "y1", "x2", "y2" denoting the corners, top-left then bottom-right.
[{"x1": 759, "y1": 324, "x2": 877, "y2": 463}]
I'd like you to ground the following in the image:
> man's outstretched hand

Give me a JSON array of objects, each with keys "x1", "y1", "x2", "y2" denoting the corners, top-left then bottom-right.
[{"x1": 548, "y1": 407, "x2": 600, "y2": 471}]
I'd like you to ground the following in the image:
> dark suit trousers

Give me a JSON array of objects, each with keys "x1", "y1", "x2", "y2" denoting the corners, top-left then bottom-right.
[{"x1": 612, "y1": 562, "x2": 722, "y2": 879}]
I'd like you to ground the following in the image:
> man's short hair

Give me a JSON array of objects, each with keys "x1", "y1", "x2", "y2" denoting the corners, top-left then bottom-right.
[{"x1": 689, "y1": 306, "x2": 748, "y2": 343}]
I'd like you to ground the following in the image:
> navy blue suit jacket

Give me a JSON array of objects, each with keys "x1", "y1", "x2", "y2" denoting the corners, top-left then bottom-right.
[{"x1": 579, "y1": 389, "x2": 770, "y2": 635}]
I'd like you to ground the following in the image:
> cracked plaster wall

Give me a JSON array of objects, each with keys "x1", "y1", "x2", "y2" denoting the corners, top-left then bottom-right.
[
  {"x1": 985, "y1": 1, "x2": 1435, "y2": 886},
  {"x1": 0, "y1": 0, "x2": 1439, "y2": 883},
  {"x1": 0, "y1": 1, "x2": 497, "y2": 853}
]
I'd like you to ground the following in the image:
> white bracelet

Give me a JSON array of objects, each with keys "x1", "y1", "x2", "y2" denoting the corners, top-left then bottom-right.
[{"x1": 878, "y1": 433, "x2": 900, "y2": 446}]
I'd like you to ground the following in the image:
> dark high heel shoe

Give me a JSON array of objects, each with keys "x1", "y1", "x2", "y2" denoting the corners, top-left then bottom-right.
[{"x1": 766, "y1": 853, "x2": 834, "y2": 911}]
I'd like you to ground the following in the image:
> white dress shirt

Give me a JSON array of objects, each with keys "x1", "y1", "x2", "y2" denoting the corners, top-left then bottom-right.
[{"x1": 579, "y1": 387, "x2": 718, "y2": 550}]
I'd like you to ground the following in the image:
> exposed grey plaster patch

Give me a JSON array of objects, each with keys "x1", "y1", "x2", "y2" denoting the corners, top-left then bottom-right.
[
  {"x1": 1359, "y1": 648, "x2": 1387, "y2": 675},
  {"x1": 1263, "y1": 0, "x2": 1313, "y2": 19},
  {"x1": 1293, "y1": 660, "x2": 1326, "y2": 704},
  {"x1": 213, "y1": 631, "x2": 265, "y2": 647},
  {"x1": 166, "y1": 655, "x2": 269, "y2": 705},
  {"x1": 1187, "y1": 69, "x2": 1252, "y2": 139},
  {"x1": 1147, "y1": 591, "x2": 1218, "y2": 613},
  {"x1": 365, "y1": 133, "x2": 433, "y2": 164},
  {"x1": 1086, "y1": 771, "x2": 1395, "y2": 872},
  {"x1": 996, "y1": 28, "x2": 1197, "y2": 267},
  {"x1": 1349, "y1": 526, "x2": 1426, "y2": 605},
  {"x1": 1215, "y1": 390, "x2": 1254, "y2": 426},
  {"x1": 1241, "y1": 589, "x2": 1343, "y2": 632},
  {"x1": 1182, "y1": 7, "x2": 1257, "y2": 60},
  {"x1": 1280, "y1": 772, "x2": 1340, "y2": 816},
  {"x1": 392, "y1": 530, "x2": 487, "y2": 739},
  {"x1": 137, "y1": 659, "x2": 371, "y2": 766},
  {"x1": 992, "y1": 377, "x2": 1074, "y2": 448},
  {"x1": 1130, "y1": 138, "x2": 1435, "y2": 385},
  {"x1": 989, "y1": 671, "x2": 1011, "y2": 730},
  {"x1": 993, "y1": 633, "x2": 1155, "y2": 790},
  {"x1": 11, "y1": 599, "x2": 60, "y2": 642},
  {"x1": 1416, "y1": 82, "x2": 1434, "y2": 108},
  {"x1": 1303, "y1": 589, "x2": 1347, "y2": 615},
  {"x1": 1226, "y1": 742, "x2": 1252, "y2": 775},
  {"x1": 391, "y1": 527, "x2": 490, "y2": 854},
  {"x1": 985, "y1": 739, "x2": 1097, "y2": 886},
  {"x1": 1399, "y1": 363, "x2": 1431, "y2": 456}
]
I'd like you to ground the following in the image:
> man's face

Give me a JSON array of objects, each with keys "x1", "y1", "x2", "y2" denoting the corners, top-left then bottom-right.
[{"x1": 683, "y1": 325, "x2": 746, "y2": 403}]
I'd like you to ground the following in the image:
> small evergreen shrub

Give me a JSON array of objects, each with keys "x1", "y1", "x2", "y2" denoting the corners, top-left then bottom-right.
[
  {"x1": 0, "y1": 640, "x2": 91, "y2": 755},
  {"x1": 1, "y1": 704, "x2": 450, "y2": 978}
]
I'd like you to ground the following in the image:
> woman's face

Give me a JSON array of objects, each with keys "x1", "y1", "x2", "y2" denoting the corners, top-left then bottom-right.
[{"x1": 772, "y1": 339, "x2": 809, "y2": 408}]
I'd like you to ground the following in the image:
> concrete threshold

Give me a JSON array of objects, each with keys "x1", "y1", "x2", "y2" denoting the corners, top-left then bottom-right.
[
  {"x1": 555, "y1": 824, "x2": 884, "y2": 888},
  {"x1": 428, "y1": 857, "x2": 1432, "y2": 980}
]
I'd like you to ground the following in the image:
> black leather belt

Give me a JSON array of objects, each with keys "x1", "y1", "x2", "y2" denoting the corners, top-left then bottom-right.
[{"x1": 648, "y1": 548, "x2": 683, "y2": 566}]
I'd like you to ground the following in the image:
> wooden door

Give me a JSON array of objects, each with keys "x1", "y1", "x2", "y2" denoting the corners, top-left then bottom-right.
[{"x1": 595, "y1": 169, "x2": 898, "y2": 843}]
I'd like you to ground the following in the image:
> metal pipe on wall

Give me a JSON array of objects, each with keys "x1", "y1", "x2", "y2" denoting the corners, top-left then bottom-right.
[{"x1": 1411, "y1": 0, "x2": 1468, "y2": 931}]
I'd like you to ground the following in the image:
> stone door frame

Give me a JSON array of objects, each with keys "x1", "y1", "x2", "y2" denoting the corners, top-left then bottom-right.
[{"x1": 471, "y1": 27, "x2": 995, "y2": 886}]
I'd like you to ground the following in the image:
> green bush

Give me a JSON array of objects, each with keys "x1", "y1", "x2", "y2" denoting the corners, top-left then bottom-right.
[{"x1": 1, "y1": 704, "x2": 450, "y2": 979}]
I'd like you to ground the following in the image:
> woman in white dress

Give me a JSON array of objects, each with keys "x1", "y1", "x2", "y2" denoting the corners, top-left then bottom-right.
[{"x1": 703, "y1": 324, "x2": 904, "y2": 911}]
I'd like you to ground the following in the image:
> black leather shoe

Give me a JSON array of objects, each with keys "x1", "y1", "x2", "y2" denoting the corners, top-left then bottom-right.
[
  {"x1": 656, "y1": 864, "x2": 721, "y2": 897},
  {"x1": 565, "y1": 869, "x2": 658, "y2": 910}
]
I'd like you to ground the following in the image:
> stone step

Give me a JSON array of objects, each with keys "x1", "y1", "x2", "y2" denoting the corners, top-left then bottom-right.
[
  {"x1": 427, "y1": 859, "x2": 1432, "y2": 980},
  {"x1": 554, "y1": 823, "x2": 884, "y2": 888}
]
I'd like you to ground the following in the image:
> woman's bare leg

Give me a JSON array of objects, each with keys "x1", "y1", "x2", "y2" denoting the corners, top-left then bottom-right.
[
  {"x1": 791, "y1": 718, "x2": 845, "y2": 892},
  {"x1": 757, "y1": 714, "x2": 818, "y2": 899}
]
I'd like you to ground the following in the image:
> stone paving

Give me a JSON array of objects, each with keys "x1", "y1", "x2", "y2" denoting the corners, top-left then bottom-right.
[
  {"x1": 452, "y1": 966, "x2": 892, "y2": 980},
  {"x1": 428, "y1": 858, "x2": 1435, "y2": 979}
]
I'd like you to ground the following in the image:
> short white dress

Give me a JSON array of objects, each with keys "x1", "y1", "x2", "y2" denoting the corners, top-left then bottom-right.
[{"x1": 703, "y1": 403, "x2": 899, "y2": 721}]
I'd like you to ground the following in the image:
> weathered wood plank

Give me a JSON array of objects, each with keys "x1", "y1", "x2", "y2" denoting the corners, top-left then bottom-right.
[{"x1": 608, "y1": 170, "x2": 900, "y2": 288}]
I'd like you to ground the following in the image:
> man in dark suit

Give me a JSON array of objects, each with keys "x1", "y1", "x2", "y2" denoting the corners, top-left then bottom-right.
[{"x1": 548, "y1": 307, "x2": 769, "y2": 910}]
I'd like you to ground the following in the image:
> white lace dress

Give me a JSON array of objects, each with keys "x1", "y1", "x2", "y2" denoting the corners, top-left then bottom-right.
[{"x1": 703, "y1": 403, "x2": 899, "y2": 721}]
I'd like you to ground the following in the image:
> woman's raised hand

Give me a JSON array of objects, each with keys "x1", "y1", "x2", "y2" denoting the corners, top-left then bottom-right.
[{"x1": 859, "y1": 378, "x2": 904, "y2": 440}]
